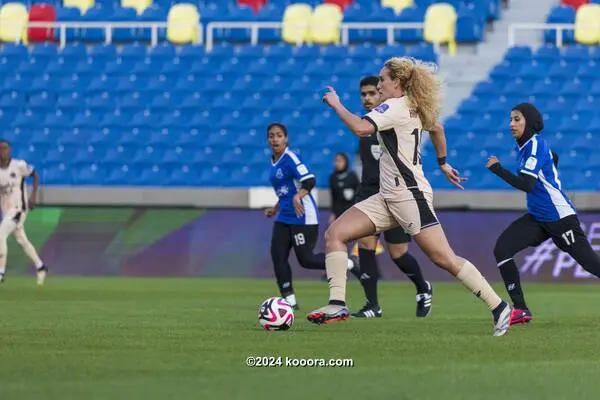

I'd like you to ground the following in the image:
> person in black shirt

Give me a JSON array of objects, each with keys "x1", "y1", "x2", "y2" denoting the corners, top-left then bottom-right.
[
  {"x1": 329, "y1": 152, "x2": 360, "y2": 222},
  {"x1": 351, "y1": 76, "x2": 433, "y2": 319}
]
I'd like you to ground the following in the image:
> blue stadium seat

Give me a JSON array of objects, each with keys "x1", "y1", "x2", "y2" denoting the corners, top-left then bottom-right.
[{"x1": 544, "y1": 6, "x2": 576, "y2": 45}]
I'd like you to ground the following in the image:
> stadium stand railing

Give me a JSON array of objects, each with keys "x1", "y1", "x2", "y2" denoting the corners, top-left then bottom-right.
[
  {"x1": 509, "y1": 22, "x2": 587, "y2": 47},
  {"x1": 205, "y1": 21, "x2": 425, "y2": 50},
  {"x1": 2, "y1": 21, "x2": 176, "y2": 47}
]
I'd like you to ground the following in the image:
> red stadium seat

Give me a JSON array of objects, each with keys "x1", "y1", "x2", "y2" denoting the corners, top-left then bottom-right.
[
  {"x1": 324, "y1": 0, "x2": 353, "y2": 10},
  {"x1": 237, "y1": 0, "x2": 265, "y2": 13},
  {"x1": 562, "y1": 0, "x2": 589, "y2": 9},
  {"x1": 28, "y1": 3, "x2": 56, "y2": 43}
]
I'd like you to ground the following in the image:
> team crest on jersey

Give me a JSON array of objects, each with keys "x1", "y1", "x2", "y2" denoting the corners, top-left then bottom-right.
[
  {"x1": 10, "y1": 172, "x2": 15, "y2": 178},
  {"x1": 370, "y1": 145, "x2": 383, "y2": 160},
  {"x1": 343, "y1": 189, "x2": 355, "y2": 201},
  {"x1": 276, "y1": 186, "x2": 289, "y2": 197},
  {"x1": 374, "y1": 104, "x2": 389, "y2": 113},
  {"x1": 276, "y1": 168, "x2": 284, "y2": 179}
]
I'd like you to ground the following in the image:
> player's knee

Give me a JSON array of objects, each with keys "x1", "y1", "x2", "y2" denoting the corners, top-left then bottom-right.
[
  {"x1": 295, "y1": 249, "x2": 310, "y2": 267},
  {"x1": 388, "y1": 243, "x2": 408, "y2": 259},
  {"x1": 324, "y1": 225, "x2": 344, "y2": 246},
  {"x1": 428, "y1": 249, "x2": 454, "y2": 270},
  {"x1": 493, "y1": 238, "x2": 514, "y2": 263},
  {"x1": 358, "y1": 236, "x2": 377, "y2": 250}
]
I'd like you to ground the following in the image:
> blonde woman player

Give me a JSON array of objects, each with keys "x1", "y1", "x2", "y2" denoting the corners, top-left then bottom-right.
[
  {"x1": 0, "y1": 140, "x2": 47, "y2": 286},
  {"x1": 307, "y1": 58, "x2": 516, "y2": 336}
]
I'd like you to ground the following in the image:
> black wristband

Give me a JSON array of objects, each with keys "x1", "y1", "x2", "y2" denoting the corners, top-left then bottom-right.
[{"x1": 437, "y1": 157, "x2": 447, "y2": 166}]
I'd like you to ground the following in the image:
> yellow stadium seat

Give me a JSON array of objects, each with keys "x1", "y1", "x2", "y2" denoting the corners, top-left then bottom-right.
[
  {"x1": 122, "y1": 0, "x2": 152, "y2": 15},
  {"x1": 424, "y1": 3, "x2": 457, "y2": 54},
  {"x1": 167, "y1": 4, "x2": 200, "y2": 45},
  {"x1": 307, "y1": 4, "x2": 343, "y2": 44},
  {"x1": 574, "y1": 4, "x2": 600, "y2": 45},
  {"x1": 64, "y1": 0, "x2": 94, "y2": 14},
  {"x1": 0, "y1": 3, "x2": 28, "y2": 43},
  {"x1": 382, "y1": 0, "x2": 414, "y2": 14},
  {"x1": 282, "y1": 3, "x2": 312, "y2": 45}
]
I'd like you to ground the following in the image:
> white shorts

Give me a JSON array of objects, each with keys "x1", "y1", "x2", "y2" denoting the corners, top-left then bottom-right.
[
  {"x1": 1, "y1": 210, "x2": 27, "y2": 232},
  {"x1": 354, "y1": 191, "x2": 438, "y2": 236}
]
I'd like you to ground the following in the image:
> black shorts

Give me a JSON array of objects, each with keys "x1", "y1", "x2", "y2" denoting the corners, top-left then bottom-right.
[
  {"x1": 498, "y1": 213, "x2": 586, "y2": 255},
  {"x1": 354, "y1": 185, "x2": 410, "y2": 245},
  {"x1": 272, "y1": 221, "x2": 319, "y2": 251}
]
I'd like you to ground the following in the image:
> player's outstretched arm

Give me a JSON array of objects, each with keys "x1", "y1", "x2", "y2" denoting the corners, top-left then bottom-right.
[
  {"x1": 322, "y1": 86, "x2": 374, "y2": 137},
  {"x1": 29, "y1": 169, "x2": 39, "y2": 210},
  {"x1": 429, "y1": 123, "x2": 467, "y2": 190},
  {"x1": 486, "y1": 156, "x2": 536, "y2": 193}
]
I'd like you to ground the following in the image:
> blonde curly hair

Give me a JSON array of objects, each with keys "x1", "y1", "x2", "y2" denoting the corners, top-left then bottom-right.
[{"x1": 383, "y1": 57, "x2": 442, "y2": 130}]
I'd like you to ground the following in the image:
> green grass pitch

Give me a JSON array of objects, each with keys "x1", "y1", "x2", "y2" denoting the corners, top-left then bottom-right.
[{"x1": 1, "y1": 277, "x2": 600, "y2": 400}]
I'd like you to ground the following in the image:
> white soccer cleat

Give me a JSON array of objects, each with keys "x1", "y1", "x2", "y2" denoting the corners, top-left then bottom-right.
[
  {"x1": 36, "y1": 265, "x2": 47, "y2": 287},
  {"x1": 307, "y1": 304, "x2": 350, "y2": 325},
  {"x1": 493, "y1": 303, "x2": 513, "y2": 337}
]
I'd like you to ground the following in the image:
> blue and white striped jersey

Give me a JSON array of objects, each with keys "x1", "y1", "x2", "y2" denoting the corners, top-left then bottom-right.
[{"x1": 517, "y1": 135, "x2": 576, "y2": 222}]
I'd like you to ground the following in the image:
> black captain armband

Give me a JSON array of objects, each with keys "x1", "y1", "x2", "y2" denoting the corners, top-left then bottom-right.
[
  {"x1": 437, "y1": 157, "x2": 447, "y2": 166},
  {"x1": 301, "y1": 177, "x2": 316, "y2": 192}
]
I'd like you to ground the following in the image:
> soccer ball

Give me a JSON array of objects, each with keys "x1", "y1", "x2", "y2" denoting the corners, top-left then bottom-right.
[{"x1": 258, "y1": 297, "x2": 295, "y2": 331}]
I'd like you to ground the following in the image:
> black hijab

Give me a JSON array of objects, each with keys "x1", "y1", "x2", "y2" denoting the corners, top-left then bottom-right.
[
  {"x1": 512, "y1": 103, "x2": 544, "y2": 147},
  {"x1": 334, "y1": 152, "x2": 349, "y2": 174}
]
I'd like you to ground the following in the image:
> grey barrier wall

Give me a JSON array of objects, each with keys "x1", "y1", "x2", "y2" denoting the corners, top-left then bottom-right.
[{"x1": 37, "y1": 186, "x2": 600, "y2": 210}]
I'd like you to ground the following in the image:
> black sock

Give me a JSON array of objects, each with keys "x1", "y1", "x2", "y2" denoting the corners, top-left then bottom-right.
[
  {"x1": 358, "y1": 248, "x2": 379, "y2": 307},
  {"x1": 492, "y1": 300, "x2": 508, "y2": 321},
  {"x1": 348, "y1": 254, "x2": 361, "y2": 279},
  {"x1": 498, "y1": 259, "x2": 528, "y2": 310},
  {"x1": 273, "y1": 262, "x2": 294, "y2": 298},
  {"x1": 393, "y1": 253, "x2": 428, "y2": 293},
  {"x1": 328, "y1": 299, "x2": 346, "y2": 306}
]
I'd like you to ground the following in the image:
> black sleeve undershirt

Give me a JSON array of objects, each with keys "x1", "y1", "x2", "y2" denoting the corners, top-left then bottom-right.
[
  {"x1": 489, "y1": 164, "x2": 536, "y2": 193},
  {"x1": 301, "y1": 177, "x2": 316, "y2": 192}
]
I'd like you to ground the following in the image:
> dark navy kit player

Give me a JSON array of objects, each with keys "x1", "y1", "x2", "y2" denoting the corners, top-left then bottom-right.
[
  {"x1": 351, "y1": 76, "x2": 433, "y2": 319},
  {"x1": 264, "y1": 123, "x2": 354, "y2": 310},
  {"x1": 487, "y1": 103, "x2": 600, "y2": 325},
  {"x1": 328, "y1": 152, "x2": 359, "y2": 222}
]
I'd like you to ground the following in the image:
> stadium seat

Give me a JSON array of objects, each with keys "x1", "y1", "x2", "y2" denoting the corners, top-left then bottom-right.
[
  {"x1": 167, "y1": 3, "x2": 200, "y2": 45},
  {"x1": 324, "y1": 0, "x2": 352, "y2": 10},
  {"x1": 0, "y1": 3, "x2": 29, "y2": 44},
  {"x1": 382, "y1": 0, "x2": 414, "y2": 14},
  {"x1": 282, "y1": 3, "x2": 312, "y2": 45},
  {"x1": 455, "y1": 9, "x2": 484, "y2": 43},
  {"x1": 238, "y1": 0, "x2": 266, "y2": 13},
  {"x1": 562, "y1": 0, "x2": 590, "y2": 9},
  {"x1": 28, "y1": 4, "x2": 57, "y2": 44},
  {"x1": 545, "y1": 6, "x2": 576, "y2": 44},
  {"x1": 122, "y1": 0, "x2": 152, "y2": 15},
  {"x1": 306, "y1": 4, "x2": 343, "y2": 45},
  {"x1": 423, "y1": 3, "x2": 457, "y2": 53},
  {"x1": 395, "y1": 6, "x2": 425, "y2": 42},
  {"x1": 63, "y1": 0, "x2": 95, "y2": 14},
  {"x1": 574, "y1": 4, "x2": 600, "y2": 44}
]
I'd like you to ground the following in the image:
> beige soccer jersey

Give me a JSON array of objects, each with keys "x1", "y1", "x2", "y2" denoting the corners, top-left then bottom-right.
[
  {"x1": 363, "y1": 97, "x2": 433, "y2": 201},
  {"x1": 0, "y1": 159, "x2": 33, "y2": 213}
]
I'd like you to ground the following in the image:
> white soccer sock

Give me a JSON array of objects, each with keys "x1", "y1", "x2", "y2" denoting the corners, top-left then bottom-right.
[
  {"x1": 284, "y1": 294, "x2": 297, "y2": 307},
  {"x1": 326, "y1": 251, "x2": 348, "y2": 303},
  {"x1": 0, "y1": 236, "x2": 7, "y2": 275},
  {"x1": 14, "y1": 230, "x2": 43, "y2": 268}
]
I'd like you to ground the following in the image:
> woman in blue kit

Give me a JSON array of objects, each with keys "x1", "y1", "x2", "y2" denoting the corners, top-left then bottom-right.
[
  {"x1": 264, "y1": 122, "x2": 354, "y2": 310},
  {"x1": 487, "y1": 103, "x2": 600, "y2": 325}
]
